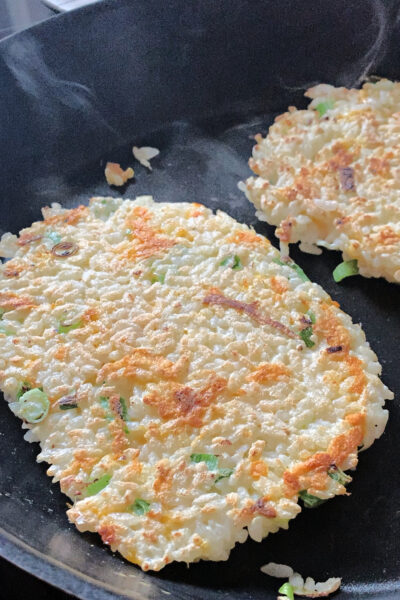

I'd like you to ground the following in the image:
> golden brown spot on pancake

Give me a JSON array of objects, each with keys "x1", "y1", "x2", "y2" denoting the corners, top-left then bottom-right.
[
  {"x1": 190, "y1": 203, "x2": 206, "y2": 217},
  {"x1": 0, "y1": 292, "x2": 37, "y2": 311},
  {"x1": 369, "y1": 156, "x2": 390, "y2": 177},
  {"x1": 109, "y1": 419, "x2": 130, "y2": 455},
  {"x1": 98, "y1": 524, "x2": 118, "y2": 546},
  {"x1": 246, "y1": 362, "x2": 291, "y2": 384},
  {"x1": 344, "y1": 355, "x2": 367, "y2": 394},
  {"x1": 175, "y1": 227, "x2": 194, "y2": 241},
  {"x1": 98, "y1": 349, "x2": 188, "y2": 384},
  {"x1": 328, "y1": 414, "x2": 365, "y2": 465},
  {"x1": 328, "y1": 142, "x2": 356, "y2": 169},
  {"x1": 3, "y1": 263, "x2": 26, "y2": 278},
  {"x1": 54, "y1": 345, "x2": 68, "y2": 361},
  {"x1": 284, "y1": 414, "x2": 365, "y2": 497},
  {"x1": 227, "y1": 230, "x2": 268, "y2": 246},
  {"x1": 371, "y1": 226, "x2": 400, "y2": 247},
  {"x1": 45, "y1": 205, "x2": 88, "y2": 226},
  {"x1": 283, "y1": 471, "x2": 300, "y2": 497},
  {"x1": 269, "y1": 276, "x2": 289, "y2": 295},
  {"x1": 314, "y1": 303, "x2": 350, "y2": 349},
  {"x1": 82, "y1": 308, "x2": 99, "y2": 323},
  {"x1": 144, "y1": 375, "x2": 227, "y2": 428},
  {"x1": 250, "y1": 460, "x2": 268, "y2": 479},
  {"x1": 59, "y1": 450, "x2": 99, "y2": 478},
  {"x1": 152, "y1": 460, "x2": 174, "y2": 501},
  {"x1": 122, "y1": 207, "x2": 176, "y2": 261}
]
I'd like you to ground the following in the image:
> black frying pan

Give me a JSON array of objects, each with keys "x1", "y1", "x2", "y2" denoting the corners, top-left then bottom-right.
[{"x1": 0, "y1": 1, "x2": 399, "y2": 599}]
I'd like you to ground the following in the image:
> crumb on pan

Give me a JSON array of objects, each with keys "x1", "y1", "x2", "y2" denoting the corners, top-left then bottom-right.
[
  {"x1": 105, "y1": 162, "x2": 134, "y2": 186},
  {"x1": 132, "y1": 146, "x2": 160, "y2": 170}
]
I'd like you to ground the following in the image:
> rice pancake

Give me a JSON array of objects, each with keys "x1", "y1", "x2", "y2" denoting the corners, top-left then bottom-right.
[
  {"x1": 0, "y1": 196, "x2": 392, "y2": 571},
  {"x1": 244, "y1": 79, "x2": 400, "y2": 283}
]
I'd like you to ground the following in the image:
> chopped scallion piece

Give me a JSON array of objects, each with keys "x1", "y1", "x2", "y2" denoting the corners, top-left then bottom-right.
[
  {"x1": 58, "y1": 320, "x2": 82, "y2": 334},
  {"x1": 0, "y1": 325, "x2": 15, "y2": 336},
  {"x1": 220, "y1": 255, "x2": 243, "y2": 270},
  {"x1": 333, "y1": 259, "x2": 359, "y2": 282},
  {"x1": 328, "y1": 466, "x2": 352, "y2": 486},
  {"x1": 215, "y1": 468, "x2": 234, "y2": 482},
  {"x1": 299, "y1": 490, "x2": 327, "y2": 508},
  {"x1": 272, "y1": 257, "x2": 310, "y2": 281},
  {"x1": 99, "y1": 396, "x2": 113, "y2": 422},
  {"x1": 0, "y1": 308, "x2": 5, "y2": 319},
  {"x1": 17, "y1": 382, "x2": 31, "y2": 400},
  {"x1": 85, "y1": 474, "x2": 111, "y2": 496},
  {"x1": 44, "y1": 230, "x2": 62, "y2": 245},
  {"x1": 232, "y1": 255, "x2": 242, "y2": 270},
  {"x1": 290, "y1": 263, "x2": 310, "y2": 282},
  {"x1": 59, "y1": 403, "x2": 78, "y2": 410},
  {"x1": 306, "y1": 309, "x2": 316, "y2": 324},
  {"x1": 18, "y1": 388, "x2": 49, "y2": 424},
  {"x1": 119, "y1": 397, "x2": 128, "y2": 421},
  {"x1": 131, "y1": 498, "x2": 151, "y2": 515},
  {"x1": 278, "y1": 582, "x2": 295, "y2": 600},
  {"x1": 315, "y1": 99, "x2": 334, "y2": 117},
  {"x1": 150, "y1": 273, "x2": 165, "y2": 284},
  {"x1": 299, "y1": 326, "x2": 315, "y2": 348},
  {"x1": 190, "y1": 453, "x2": 218, "y2": 471}
]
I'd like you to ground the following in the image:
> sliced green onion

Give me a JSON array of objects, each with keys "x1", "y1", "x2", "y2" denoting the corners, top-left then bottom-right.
[
  {"x1": 59, "y1": 403, "x2": 78, "y2": 410},
  {"x1": 290, "y1": 263, "x2": 310, "y2": 282},
  {"x1": 278, "y1": 582, "x2": 295, "y2": 600},
  {"x1": 0, "y1": 308, "x2": 5, "y2": 319},
  {"x1": 190, "y1": 453, "x2": 218, "y2": 471},
  {"x1": 215, "y1": 468, "x2": 234, "y2": 483},
  {"x1": 18, "y1": 388, "x2": 49, "y2": 423},
  {"x1": 299, "y1": 490, "x2": 327, "y2": 509},
  {"x1": 0, "y1": 325, "x2": 15, "y2": 336},
  {"x1": 220, "y1": 255, "x2": 243, "y2": 270},
  {"x1": 17, "y1": 382, "x2": 32, "y2": 400},
  {"x1": 328, "y1": 466, "x2": 352, "y2": 486},
  {"x1": 119, "y1": 397, "x2": 128, "y2": 421},
  {"x1": 306, "y1": 310, "x2": 316, "y2": 324},
  {"x1": 44, "y1": 230, "x2": 62, "y2": 245},
  {"x1": 131, "y1": 498, "x2": 151, "y2": 515},
  {"x1": 232, "y1": 255, "x2": 242, "y2": 270},
  {"x1": 273, "y1": 257, "x2": 310, "y2": 282},
  {"x1": 99, "y1": 396, "x2": 113, "y2": 422},
  {"x1": 58, "y1": 320, "x2": 82, "y2": 334},
  {"x1": 150, "y1": 273, "x2": 165, "y2": 284},
  {"x1": 333, "y1": 259, "x2": 359, "y2": 283},
  {"x1": 315, "y1": 99, "x2": 334, "y2": 117},
  {"x1": 85, "y1": 474, "x2": 111, "y2": 496},
  {"x1": 299, "y1": 326, "x2": 315, "y2": 348}
]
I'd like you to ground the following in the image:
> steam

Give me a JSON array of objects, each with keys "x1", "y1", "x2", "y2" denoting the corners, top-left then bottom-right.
[
  {"x1": 350, "y1": 0, "x2": 389, "y2": 86},
  {"x1": 278, "y1": 0, "x2": 394, "y2": 94},
  {"x1": 2, "y1": 35, "x2": 117, "y2": 135}
]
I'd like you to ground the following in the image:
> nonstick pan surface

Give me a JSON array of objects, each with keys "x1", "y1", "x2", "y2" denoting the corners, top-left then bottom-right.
[{"x1": 0, "y1": 1, "x2": 399, "y2": 599}]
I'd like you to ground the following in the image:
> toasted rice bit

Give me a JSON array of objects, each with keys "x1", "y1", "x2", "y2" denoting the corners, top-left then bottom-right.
[
  {"x1": 105, "y1": 162, "x2": 134, "y2": 187},
  {"x1": 132, "y1": 146, "x2": 160, "y2": 170}
]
